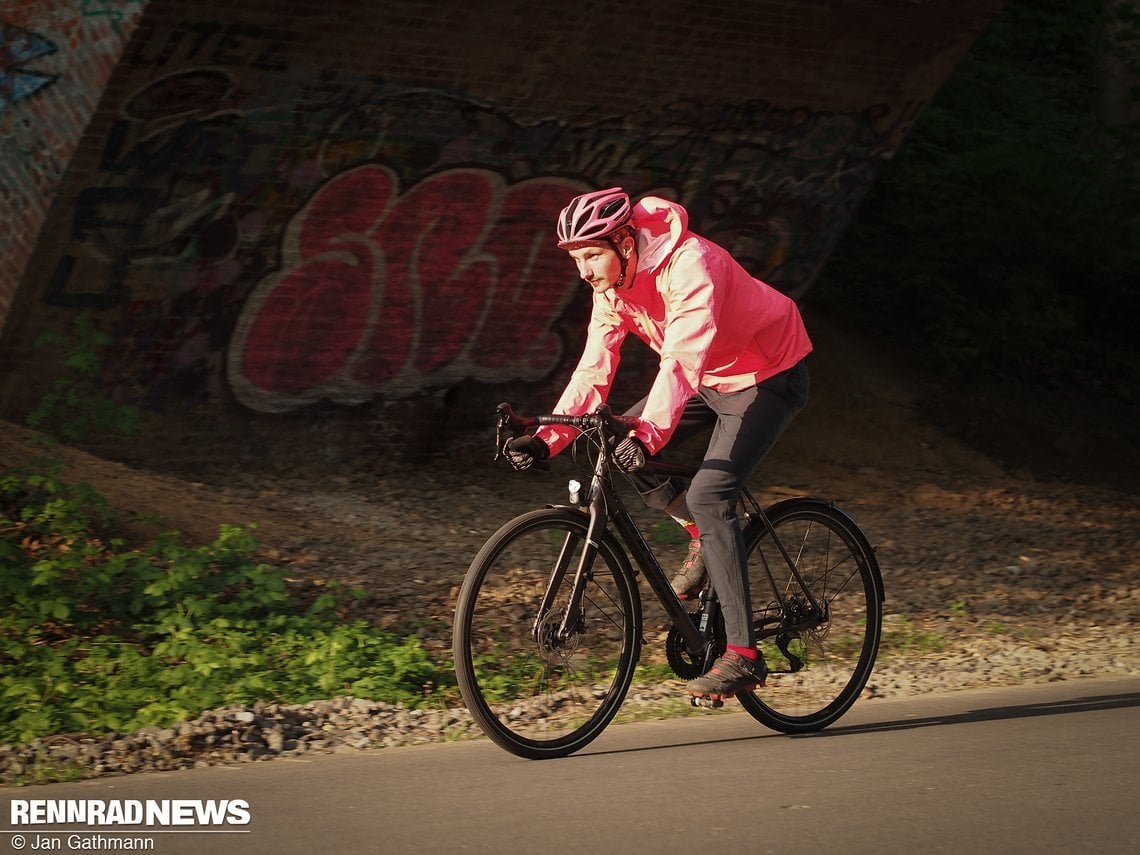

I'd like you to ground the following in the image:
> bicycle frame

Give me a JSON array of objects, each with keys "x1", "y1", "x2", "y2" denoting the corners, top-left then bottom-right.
[
  {"x1": 529, "y1": 431, "x2": 707, "y2": 656},
  {"x1": 460, "y1": 403, "x2": 885, "y2": 756},
  {"x1": 500, "y1": 403, "x2": 826, "y2": 665}
]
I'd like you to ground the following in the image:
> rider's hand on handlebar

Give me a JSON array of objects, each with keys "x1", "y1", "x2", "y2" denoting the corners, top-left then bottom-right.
[
  {"x1": 503, "y1": 435, "x2": 550, "y2": 472},
  {"x1": 613, "y1": 436, "x2": 647, "y2": 472}
]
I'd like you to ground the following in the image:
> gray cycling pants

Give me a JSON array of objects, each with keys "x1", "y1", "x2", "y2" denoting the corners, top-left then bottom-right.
[{"x1": 624, "y1": 359, "x2": 810, "y2": 649}]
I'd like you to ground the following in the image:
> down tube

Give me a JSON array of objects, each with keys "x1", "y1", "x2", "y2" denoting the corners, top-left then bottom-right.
[{"x1": 610, "y1": 510, "x2": 704, "y2": 655}]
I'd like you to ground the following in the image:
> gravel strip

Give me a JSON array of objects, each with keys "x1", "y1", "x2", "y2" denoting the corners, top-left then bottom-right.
[{"x1": 4, "y1": 634, "x2": 1137, "y2": 784}]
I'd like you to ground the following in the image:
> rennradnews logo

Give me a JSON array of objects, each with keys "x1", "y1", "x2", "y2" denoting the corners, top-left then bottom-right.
[{"x1": 10, "y1": 800, "x2": 251, "y2": 827}]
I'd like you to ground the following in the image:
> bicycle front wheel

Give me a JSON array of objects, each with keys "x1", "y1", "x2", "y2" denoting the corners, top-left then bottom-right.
[
  {"x1": 738, "y1": 497, "x2": 883, "y2": 733},
  {"x1": 452, "y1": 507, "x2": 642, "y2": 759}
]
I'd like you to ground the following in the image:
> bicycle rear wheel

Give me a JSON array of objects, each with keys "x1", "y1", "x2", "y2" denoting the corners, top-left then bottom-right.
[
  {"x1": 452, "y1": 507, "x2": 642, "y2": 759},
  {"x1": 737, "y1": 497, "x2": 883, "y2": 733}
]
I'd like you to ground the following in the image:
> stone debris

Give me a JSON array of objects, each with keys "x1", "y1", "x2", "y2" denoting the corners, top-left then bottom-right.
[{"x1": 4, "y1": 635, "x2": 1136, "y2": 784}]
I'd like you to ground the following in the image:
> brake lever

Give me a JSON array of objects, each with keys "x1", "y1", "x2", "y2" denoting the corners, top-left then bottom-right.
[
  {"x1": 493, "y1": 415, "x2": 508, "y2": 461},
  {"x1": 494, "y1": 402, "x2": 517, "y2": 462},
  {"x1": 493, "y1": 403, "x2": 550, "y2": 470}
]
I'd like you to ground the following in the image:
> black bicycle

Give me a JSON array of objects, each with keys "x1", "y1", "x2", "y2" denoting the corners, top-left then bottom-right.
[{"x1": 452, "y1": 403, "x2": 884, "y2": 759}]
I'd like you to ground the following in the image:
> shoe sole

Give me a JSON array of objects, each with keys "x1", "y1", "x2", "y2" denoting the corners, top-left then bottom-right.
[{"x1": 687, "y1": 676, "x2": 766, "y2": 701}]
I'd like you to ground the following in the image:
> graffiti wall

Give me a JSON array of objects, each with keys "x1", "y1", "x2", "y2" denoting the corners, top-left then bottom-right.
[
  {"x1": 0, "y1": 0, "x2": 1005, "y2": 462},
  {"x1": 0, "y1": 0, "x2": 146, "y2": 326}
]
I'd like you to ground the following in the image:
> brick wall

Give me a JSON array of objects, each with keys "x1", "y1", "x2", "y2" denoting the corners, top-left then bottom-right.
[
  {"x1": 0, "y1": 0, "x2": 1004, "y2": 466},
  {"x1": 0, "y1": 0, "x2": 145, "y2": 330}
]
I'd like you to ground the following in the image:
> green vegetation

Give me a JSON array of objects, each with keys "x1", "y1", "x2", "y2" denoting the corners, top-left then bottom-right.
[
  {"x1": 814, "y1": 0, "x2": 1140, "y2": 399},
  {"x1": 648, "y1": 519, "x2": 691, "y2": 547},
  {"x1": 879, "y1": 616, "x2": 948, "y2": 658},
  {"x1": 26, "y1": 311, "x2": 142, "y2": 444},
  {"x1": 0, "y1": 460, "x2": 454, "y2": 746}
]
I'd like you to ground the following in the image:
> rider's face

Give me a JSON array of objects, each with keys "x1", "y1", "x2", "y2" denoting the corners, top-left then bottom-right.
[{"x1": 568, "y1": 245, "x2": 624, "y2": 294}]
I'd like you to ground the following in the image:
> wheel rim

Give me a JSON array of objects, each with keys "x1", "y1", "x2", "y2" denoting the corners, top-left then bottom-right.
[
  {"x1": 740, "y1": 506, "x2": 881, "y2": 729},
  {"x1": 455, "y1": 512, "x2": 640, "y2": 754}
]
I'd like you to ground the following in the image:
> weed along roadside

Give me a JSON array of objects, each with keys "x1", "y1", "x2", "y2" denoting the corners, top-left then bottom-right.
[{"x1": 0, "y1": 459, "x2": 456, "y2": 784}]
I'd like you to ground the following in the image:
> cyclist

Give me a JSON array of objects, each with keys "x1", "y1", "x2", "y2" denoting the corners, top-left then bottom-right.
[{"x1": 503, "y1": 187, "x2": 811, "y2": 700}]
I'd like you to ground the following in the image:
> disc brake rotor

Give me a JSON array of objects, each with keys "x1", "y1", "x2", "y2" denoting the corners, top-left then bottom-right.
[{"x1": 535, "y1": 610, "x2": 581, "y2": 665}]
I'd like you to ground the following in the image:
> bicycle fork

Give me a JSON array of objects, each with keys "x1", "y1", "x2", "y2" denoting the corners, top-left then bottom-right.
[{"x1": 531, "y1": 501, "x2": 609, "y2": 645}]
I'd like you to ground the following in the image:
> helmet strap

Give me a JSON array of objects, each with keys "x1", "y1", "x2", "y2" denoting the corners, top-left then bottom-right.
[{"x1": 608, "y1": 232, "x2": 634, "y2": 290}]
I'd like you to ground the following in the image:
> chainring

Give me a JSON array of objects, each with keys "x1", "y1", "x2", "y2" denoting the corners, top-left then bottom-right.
[{"x1": 665, "y1": 612, "x2": 724, "y2": 680}]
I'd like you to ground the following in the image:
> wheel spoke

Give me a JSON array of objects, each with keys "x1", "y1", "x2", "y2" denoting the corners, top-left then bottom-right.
[
  {"x1": 454, "y1": 509, "x2": 640, "y2": 758},
  {"x1": 739, "y1": 500, "x2": 882, "y2": 733}
]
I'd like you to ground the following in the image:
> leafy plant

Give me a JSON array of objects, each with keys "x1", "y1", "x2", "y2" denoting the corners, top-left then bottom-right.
[
  {"x1": 26, "y1": 310, "x2": 142, "y2": 443},
  {"x1": 648, "y1": 519, "x2": 691, "y2": 547},
  {"x1": 0, "y1": 460, "x2": 455, "y2": 745},
  {"x1": 878, "y1": 616, "x2": 948, "y2": 658}
]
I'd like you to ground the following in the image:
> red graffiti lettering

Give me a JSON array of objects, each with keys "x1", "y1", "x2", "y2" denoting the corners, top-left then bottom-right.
[
  {"x1": 472, "y1": 180, "x2": 579, "y2": 373},
  {"x1": 228, "y1": 166, "x2": 583, "y2": 412},
  {"x1": 240, "y1": 241, "x2": 377, "y2": 396},
  {"x1": 358, "y1": 170, "x2": 495, "y2": 385},
  {"x1": 296, "y1": 166, "x2": 395, "y2": 255}
]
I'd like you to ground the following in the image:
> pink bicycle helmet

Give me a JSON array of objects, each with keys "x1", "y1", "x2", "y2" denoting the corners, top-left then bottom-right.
[{"x1": 556, "y1": 187, "x2": 633, "y2": 250}]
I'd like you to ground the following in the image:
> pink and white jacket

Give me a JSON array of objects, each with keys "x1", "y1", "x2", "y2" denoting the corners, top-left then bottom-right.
[{"x1": 537, "y1": 196, "x2": 812, "y2": 456}]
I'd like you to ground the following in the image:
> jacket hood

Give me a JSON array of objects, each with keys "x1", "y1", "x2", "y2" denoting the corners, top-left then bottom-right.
[{"x1": 631, "y1": 196, "x2": 689, "y2": 273}]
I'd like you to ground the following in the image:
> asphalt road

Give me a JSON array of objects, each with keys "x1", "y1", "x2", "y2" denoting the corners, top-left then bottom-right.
[{"x1": 3, "y1": 677, "x2": 1138, "y2": 855}]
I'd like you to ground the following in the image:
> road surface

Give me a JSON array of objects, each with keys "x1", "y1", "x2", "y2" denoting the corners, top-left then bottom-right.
[{"x1": 3, "y1": 677, "x2": 1138, "y2": 854}]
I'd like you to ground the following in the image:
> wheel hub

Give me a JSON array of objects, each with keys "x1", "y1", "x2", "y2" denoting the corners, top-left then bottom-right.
[{"x1": 535, "y1": 610, "x2": 581, "y2": 664}]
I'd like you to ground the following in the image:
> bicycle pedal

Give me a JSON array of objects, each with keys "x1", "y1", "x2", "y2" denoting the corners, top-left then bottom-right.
[{"x1": 689, "y1": 696, "x2": 724, "y2": 709}]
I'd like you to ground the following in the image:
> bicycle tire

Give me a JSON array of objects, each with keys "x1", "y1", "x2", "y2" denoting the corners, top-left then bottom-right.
[
  {"x1": 736, "y1": 497, "x2": 883, "y2": 733},
  {"x1": 452, "y1": 507, "x2": 642, "y2": 759}
]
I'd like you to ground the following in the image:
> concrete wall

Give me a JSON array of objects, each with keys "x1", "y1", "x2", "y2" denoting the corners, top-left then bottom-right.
[{"x1": 0, "y1": 0, "x2": 1004, "y2": 465}]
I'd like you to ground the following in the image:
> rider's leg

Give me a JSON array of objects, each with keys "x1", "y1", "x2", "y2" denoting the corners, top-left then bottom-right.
[
  {"x1": 686, "y1": 361, "x2": 810, "y2": 652},
  {"x1": 623, "y1": 396, "x2": 718, "y2": 596}
]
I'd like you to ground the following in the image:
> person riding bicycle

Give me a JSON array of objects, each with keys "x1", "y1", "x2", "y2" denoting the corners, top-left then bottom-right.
[{"x1": 503, "y1": 186, "x2": 812, "y2": 700}]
